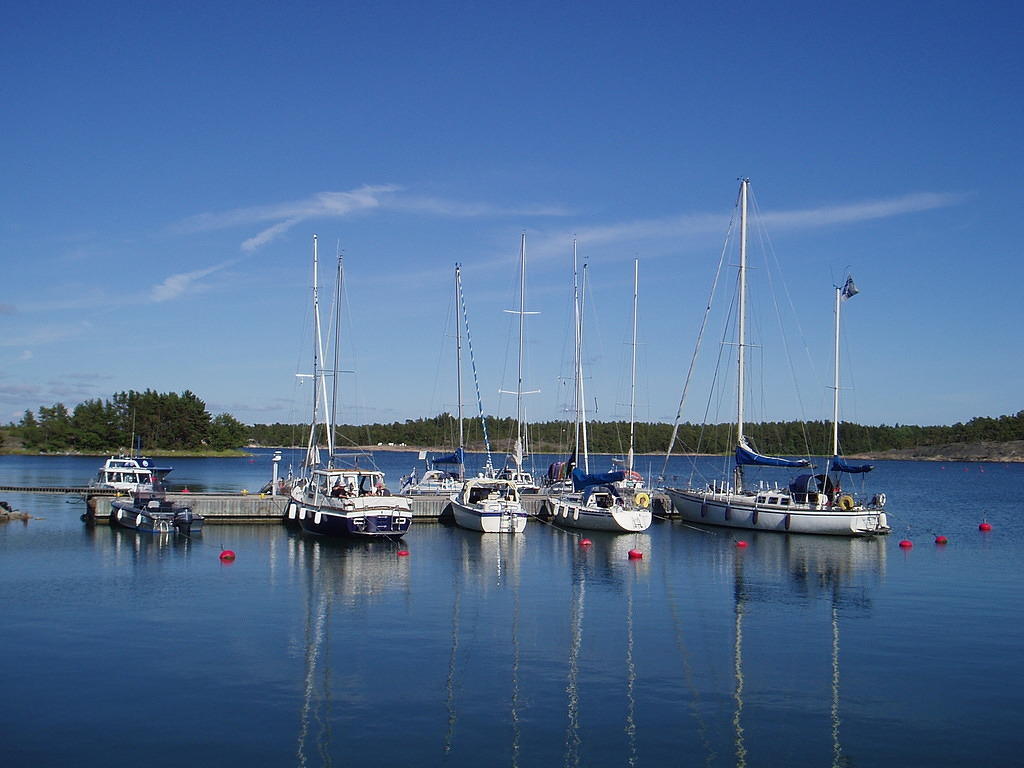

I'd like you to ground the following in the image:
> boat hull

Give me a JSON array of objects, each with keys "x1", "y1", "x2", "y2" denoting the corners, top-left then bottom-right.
[
  {"x1": 664, "y1": 488, "x2": 889, "y2": 537},
  {"x1": 110, "y1": 500, "x2": 203, "y2": 535},
  {"x1": 450, "y1": 500, "x2": 528, "y2": 534},
  {"x1": 549, "y1": 497, "x2": 652, "y2": 533},
  {"x1": 294, "y1": 498, "x2": 412, "y2": 539}
]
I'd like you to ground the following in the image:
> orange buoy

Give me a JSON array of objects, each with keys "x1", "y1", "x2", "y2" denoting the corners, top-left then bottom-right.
[
  {"x1": 397, "y1": 549, "x2": 409, "y2": 557},
  {"x1": 935, "y1": 535, "x2": 948, "y2": 545},
  {"x1": 979, "y1": 522, "x2": 992, "y2": 532},
  {"x1": 898, "y1": 540, "x2": 913, "y2": 549},
  {"x1": 579, "y1": 538, "x2": 593, "y2": 547},
  {"x1": 735, "y1": 540, "x2": 749, "y2": 548},
  {"x1": 627, "y1": 549, "x2": 643, "y2": 560},
  {"x1": 219, "y1": 549, "x2": 236, "y2": 561}
]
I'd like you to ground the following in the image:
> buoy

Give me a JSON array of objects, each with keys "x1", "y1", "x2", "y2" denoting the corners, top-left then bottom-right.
[
  {"x1": 181, "y1": 487, "x2": 191, "y2": 493},
  {"x1": 898, "y1": 540, "x2": 913, "y2": 549},
  {"x1": 935, "y1": 535, "x2": 948, "y2": 545},
  {"x1": 397, "y1": 550, "x2": 409, "y2": 557},
  {"x1": 979, "y1": 522, "x2": 992, "y2": 532},
  {"x1": 735, "y1": 540, "x2": 748, "y2": 548},
  {"x1": 627, "y1": 549, "x2": 643, "y2": 560},
  {"x1": 579, "y1": 538, "x2": 593, "y2": 547},
  {"x1": 219, "y1": 550, "x2": 236, "y2": 561}
]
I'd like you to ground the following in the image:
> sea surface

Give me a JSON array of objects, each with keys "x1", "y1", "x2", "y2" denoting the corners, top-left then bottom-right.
[{"x1": 1, "y1": 451, "x2": 1021, "y2": 767}]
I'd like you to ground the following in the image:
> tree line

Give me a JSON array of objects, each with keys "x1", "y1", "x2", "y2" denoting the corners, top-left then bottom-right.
[
  {"x1": 4, "y1": 390, "x2": 248, "y2": 453},
  {"x1": 4, "y1": 392, "x2": 1022, "y2": 456}
]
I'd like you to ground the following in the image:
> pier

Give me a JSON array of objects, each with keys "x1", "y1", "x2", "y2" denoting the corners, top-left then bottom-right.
[{"x1": 1, "y1": 485, "x2": 672, "y2": 524}]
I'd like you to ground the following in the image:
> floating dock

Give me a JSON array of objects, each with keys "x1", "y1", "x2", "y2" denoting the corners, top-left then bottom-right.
[{"x1": 0, "y1": 485, "x2": 672, "y2": 524}]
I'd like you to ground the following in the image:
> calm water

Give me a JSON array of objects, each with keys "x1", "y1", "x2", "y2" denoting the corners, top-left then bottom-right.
[{"x1": 1, "y1": 452, "x2": 1022, "y2": 766}]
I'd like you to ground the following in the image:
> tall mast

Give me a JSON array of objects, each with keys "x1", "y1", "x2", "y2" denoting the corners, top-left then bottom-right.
[
  {"x1": 831, "y1": 283, "x2": 842, "y2": 457},
  {"x1": 327, "y1": 248, "x2": 342, "y2": 465},
  {"x1": 516, "y1": 232, "x2": 526, "y2": 467},
  {"x1": 579, "y1": 260, "x2": 590, "y2": 474},
  {"x1": 455, "y1": 264, "x2": 465, "y2": 480},
  {"x1": 572, "y1": 239, "x2": 581, "y2": 462},
  {"x1": 628, "y1": 259, "x2": 639, "y2": 475},
  {"x1": 735, "y1": 179, "x2": 749, "y2": 491},
  {"x1": 305, "y1": 234, "x2": 330, "y2": 469}
]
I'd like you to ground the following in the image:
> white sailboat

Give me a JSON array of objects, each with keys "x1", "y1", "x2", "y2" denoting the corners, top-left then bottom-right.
[
  {"x1": 495, "y1": 232, "x2": 540, "y2": 494},
  {"x1": 663, "y1": 180, "x2": 890, "y2": 537},
  {"x1": 449, "y1": 264, "x2": 528, "y2": 533},
  {"x1": 549, "y1": 246, "x2": 652, "y2": 533},
  {"x1": 286, "y1": 235, "x2": 412, "y2": 539}
]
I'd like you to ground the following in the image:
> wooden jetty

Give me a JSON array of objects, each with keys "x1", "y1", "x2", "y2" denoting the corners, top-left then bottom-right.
[{"x1": 1, "y1": 484, "x2": 672, "y2": 524}]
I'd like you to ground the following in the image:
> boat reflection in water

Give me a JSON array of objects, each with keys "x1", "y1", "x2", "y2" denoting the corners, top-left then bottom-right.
[
  {"x1": 562, "y1": 530, "x2": 651, "y2": 767},
  {"x1": 287, "y1": 533, "x2": 412, "y2": 767},
  {"x1": 725, "y1": 532, "x2": 886, "y2": 768}
]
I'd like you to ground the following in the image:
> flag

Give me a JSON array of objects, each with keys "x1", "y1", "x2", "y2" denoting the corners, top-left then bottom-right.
[{"x1": 841, "y1": 275, "x2": 859, "y2": 300}]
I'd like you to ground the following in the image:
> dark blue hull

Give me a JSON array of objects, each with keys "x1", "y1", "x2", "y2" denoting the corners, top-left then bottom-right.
[{"x1": 297, "y1": 507, "x2": 411, "y2": 540}]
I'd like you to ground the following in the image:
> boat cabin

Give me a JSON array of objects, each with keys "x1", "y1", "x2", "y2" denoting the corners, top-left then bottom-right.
[{"x1": 310, "y1": 468, "x2": 389, "y2": 499}]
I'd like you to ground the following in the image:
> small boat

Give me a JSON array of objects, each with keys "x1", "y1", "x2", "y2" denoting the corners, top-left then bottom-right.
[
  {"x1": 109, "y1": 483, "x2": 202, "y2": 535},
  {"x1": 289, "y1": 464, "x2": 412, "y2": 539},
  {"x1": 450, "y1": 477, "x2": 527, "y2": 533},
  {"x1": 551, "y1": 248, "x2": 652, "y2": 533},
  {"x1": 90, "y1": 454, "x2": 173, "y2": 492},
  {"x1": 662, "y1": 180, "x2": 890, "y2": 537},
  {"x1": 400, "y1": 450, "x2": 465, "y2": 496},
  {"x1": 285, "y1": 235, "x2": 412, "y2": 540}
]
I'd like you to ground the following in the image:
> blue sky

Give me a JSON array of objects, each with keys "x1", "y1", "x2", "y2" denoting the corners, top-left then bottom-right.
[{"x1": 2, "y1": 1, "x2": 1021, "y2": 431}]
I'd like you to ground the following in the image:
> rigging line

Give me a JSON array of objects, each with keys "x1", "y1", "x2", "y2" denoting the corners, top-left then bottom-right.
[
  {"x1": 661, "y1": 213, "x2": 736, "y2": 479},
  {"x1": 748, "y1": 188, "x2": 819, "y2": 458},
  {"x1": 458, "y1": 268, "x2": 494, "y2": 468}
]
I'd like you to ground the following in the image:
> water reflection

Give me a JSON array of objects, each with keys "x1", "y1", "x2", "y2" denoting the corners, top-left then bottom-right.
[{"x1": 728, "y1": 533, "x2": 886, "y2": 768}]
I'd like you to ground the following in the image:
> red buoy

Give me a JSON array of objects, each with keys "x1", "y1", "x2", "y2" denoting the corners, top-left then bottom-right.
[
  {"x1": 181, "y1": 487, "x2": 191, "y2": 494},
  {"x1": 579, "y1": 538, "x2": 593, "y2": 547},
  {"x1": 627, "y1": 549, "x2": 643, "y2": 560},
  {"x1": 898, "y1": 540, "x2": 913, "y2": 549},
  {"x1": 735, "y1": 540, "x2": 748, "y2": 549},
  {"x1": 935, "y1": 535, "x2": 948, "y2": 545},
  {"x1": 219, "y1": 549, "x2": 236, "y2": 561},
  {"x1": 979, "y1": 522, "x2": 992, "y2": 532},
  {"x1": 397, "y1": 549, "x2": 409, "y2": 557}
]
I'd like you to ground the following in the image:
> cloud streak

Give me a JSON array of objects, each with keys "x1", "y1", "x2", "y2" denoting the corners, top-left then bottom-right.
[
  {"x1": 176, "y1": 184, "x2": 571, "y2": 252},
  {"x1": 151, "y1": 262, "x2": 235, "y2": 301}
]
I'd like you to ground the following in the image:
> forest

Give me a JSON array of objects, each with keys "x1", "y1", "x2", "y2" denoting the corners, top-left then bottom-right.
[{"x1": 3, "y1": 390, "x2": 1022, "y2": 457}]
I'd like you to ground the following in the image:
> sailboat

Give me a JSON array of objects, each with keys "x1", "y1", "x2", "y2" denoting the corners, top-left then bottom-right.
[
  {"x1": 494, "y1": 233, "x2": 541, "y2": 494},
  {"x1": 549, "y1": 247, "x2": 652, "y2": 533},
  {"x1": 449, "y1": 263, "x2": 528, "y2": 533},
  {"x1": 286, "y1": 235, "x2": 412, "y2": 539},
  {"x1": 662, "y1": 180, "x2": 890, "y2": 537}
]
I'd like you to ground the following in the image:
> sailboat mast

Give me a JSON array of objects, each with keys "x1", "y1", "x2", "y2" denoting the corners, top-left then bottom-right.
[
  {"x1": 572, "y1": 239, "x2": 581, "y2": 462},
  {"x1": 628, "y1": 259, "x2": 638, "y2": 475},
  {"x1": 579, "y1": 260, "x2": 590, "y2": 474},
  {"x1": 327, "y1": 249, "x2": 342, "y2": 464},
  {"x1": 516, "y1": 232, "x2": 526, "y2": 467},
  {"x1": 831, "y1": 284, "x2": 842, "y2": 457},
  {"x1": 735, "y1": 180, "x2": 749, "y2": 492},
  {"x1": 737, "y1": 180, "x2": 748, "y2": 445},
  {"x1": 455, "y1": 264, "x2": 465, "y2": 479}
]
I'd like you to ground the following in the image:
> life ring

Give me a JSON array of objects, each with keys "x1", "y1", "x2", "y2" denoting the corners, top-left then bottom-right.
[
  {"x1": 873, "y1": 492, "x2": 887, "y2": 508},
  {"x1": 838, "y1": 495, "x2": 855, "y2": 511},
  {"x1": 634, "y1": 492, "x2": 651, "y2": 509}
]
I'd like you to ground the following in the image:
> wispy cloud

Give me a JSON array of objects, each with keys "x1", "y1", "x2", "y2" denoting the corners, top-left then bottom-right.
[
  {"x1": 523, "y1": 190, "x2": 966, "y2": 266},
  {"x1": 176, "y1": 184, "x2": 570, "y2": 252},
  {"x1": 151, "y1": 261, "x2": 235, "y2": 302}
]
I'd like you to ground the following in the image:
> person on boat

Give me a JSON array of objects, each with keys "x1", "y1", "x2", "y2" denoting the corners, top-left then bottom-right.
[{"x1": 331, "y1": 478, "x2": 346, "y2": 497}]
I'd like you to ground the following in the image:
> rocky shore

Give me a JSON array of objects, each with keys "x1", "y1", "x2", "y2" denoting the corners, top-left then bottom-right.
[
  {"x1": 1, "y1": 500, "x2": 31, "y2": 521},
  {"x1": 854, "y1": 440, "x2": 1024, "y2": 463}
]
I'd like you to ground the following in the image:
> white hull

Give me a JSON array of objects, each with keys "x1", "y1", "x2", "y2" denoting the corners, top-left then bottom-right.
[
  {"x1": 450, "y1": 499, "x2": 527, "y2": 534},
  {"x1": 549, "y1": 497, "x2": 652, "y2": 533},
  {"x1": 665, "y1": 487, "x2": 889, "y2": 537}
]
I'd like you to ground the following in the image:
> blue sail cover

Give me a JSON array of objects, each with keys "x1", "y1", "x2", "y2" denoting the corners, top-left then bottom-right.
[
  {"x1": 572, "y1": 467, "x2": 626, "y2": 491},
  {"x1": 829, "y1": 455, "x2": 873, "y2": 473},
  {"x1": 735, "y1": 441, "x2": 812, "y2": 469},
  {"x1": 431, "y1": 447, "x2": 465, "y2": 465}
]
